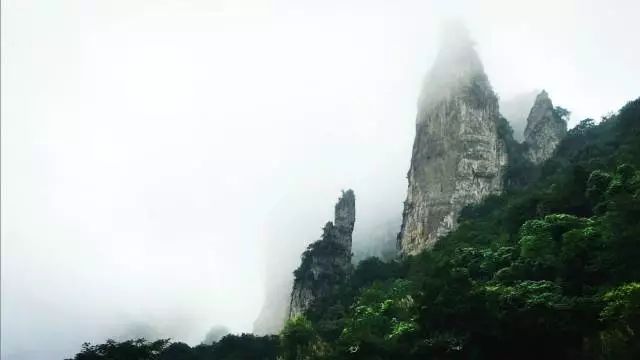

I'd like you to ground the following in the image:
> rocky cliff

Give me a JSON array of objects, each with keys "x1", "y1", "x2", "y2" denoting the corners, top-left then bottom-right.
[
  {"x1": 397, "y1": 25, "x2": 508, "y2": 255},
  {"x1": 288, "y1": 190, "x2": 355, "y2": 317},
  {"x1": 524, "y1": 90, "x2": 567, "y2": 164}
]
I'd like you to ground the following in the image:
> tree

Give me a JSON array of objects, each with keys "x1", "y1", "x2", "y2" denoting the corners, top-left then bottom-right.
[
  {"x1": 339, "y1": 279, "x2": 417, "y2": 359},
  {"x1": 599, "y1": 283, "x2": 640, "y2": 359},
  {"x1": 67, "y1": 338, "x2": 170, "y2": 360},
  {"x1": 554, "y1": 106, "x2": 571, "y2": 122},
  {"x1": 281, "y1": 316, "x2": 317, "y2": 360}
]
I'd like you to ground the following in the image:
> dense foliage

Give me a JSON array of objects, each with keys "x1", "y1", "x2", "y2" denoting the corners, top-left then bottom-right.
[
  {"x1": 66, "y1": 98, "x2": 640, "y2": 359},
  {"x1": 66, "y1": 334, "x2": 279, "y2": 360}
]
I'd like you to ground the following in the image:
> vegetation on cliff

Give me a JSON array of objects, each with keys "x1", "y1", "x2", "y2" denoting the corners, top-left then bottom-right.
[{"x1": 289, "y1": 190, "x2": 356, "y2": 318}]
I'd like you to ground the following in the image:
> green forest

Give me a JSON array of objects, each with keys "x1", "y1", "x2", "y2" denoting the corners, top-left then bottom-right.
[{"x1": 67, "y1": 97, "x2": 640, "y2": 359}]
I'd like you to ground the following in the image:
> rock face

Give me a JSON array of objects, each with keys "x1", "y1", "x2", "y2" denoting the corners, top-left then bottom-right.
[
  {"x1": 397, "y1": 25, "x2": 508, "y2": 255},
  {"x1": 289, "y1": 190, "x2": 355, "y2": 317},
  {"x1": 333, "y1": 190, "x2": 356, "y2": 250},
  {"x1": 524, "y1": 90, "x2": 567, "y2": 164}
]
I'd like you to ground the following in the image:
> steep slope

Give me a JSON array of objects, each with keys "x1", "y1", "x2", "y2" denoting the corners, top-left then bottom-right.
[
  {"x1": 398, "y1": 25, "x2": 507, "y2": 255},
  {"x1": 524, "y1": 90, "x2": 567, "y2": 163},
  {"x1": 288, "y1": 190, "x2": 355, "y2": 317}
]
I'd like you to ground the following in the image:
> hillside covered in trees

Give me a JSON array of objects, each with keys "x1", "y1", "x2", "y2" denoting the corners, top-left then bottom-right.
[{"x1": 67, "y1": 98, "x2": 640, "y2": 359}]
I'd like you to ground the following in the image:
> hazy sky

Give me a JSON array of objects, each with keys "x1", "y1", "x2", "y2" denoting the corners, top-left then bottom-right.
[{"x1": 2, "y1": 0, "x2": 639, "y2": 359}]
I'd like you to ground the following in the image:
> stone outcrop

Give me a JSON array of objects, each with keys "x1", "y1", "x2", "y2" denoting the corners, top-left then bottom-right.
[
  {"x1": 524, "y1": 90, "x2": 567, "y2": 164},
  {"x1": 288, "y1": 190, "x2": 355, "y2": 317},
  {"x1": 332, "y1": 190, "x2": 356, "y2": 250},
  {"x1": 397, "y1": 24, "x2": 508, "y2": 255}
]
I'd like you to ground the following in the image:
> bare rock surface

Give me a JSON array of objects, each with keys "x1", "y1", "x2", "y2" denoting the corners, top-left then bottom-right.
[
  {"x1": 398, "y1": 25, "x2": 507, "y2": 255},
  {"x1": 288, "y1": 190, "x2": 355, "y2": 317},
  {"x1": 524, "y1": 90, "x2": 567, "y2": 164}
]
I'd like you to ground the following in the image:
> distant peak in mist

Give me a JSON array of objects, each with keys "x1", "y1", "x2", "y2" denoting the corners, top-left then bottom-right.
[
  {"x1": 438, "y1": 20, "x2": 475, "y2": 52},
  {"x1": 418, "y1": 21, "x2": 493, "y2": 114}
]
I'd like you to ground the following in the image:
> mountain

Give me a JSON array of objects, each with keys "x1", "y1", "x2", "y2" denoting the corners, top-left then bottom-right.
[
  {"x1": 64, "y1": 23, "x2": 640, "y2": 359},
  {"x1": 524, "y1": 90, "x2": 568, "y2": 163},
  {"x1": 64, "y1": 97, "x2": 640, "y2": 360},
  {"x1": 288, "y1": 190, "x2": 355, "y2": 318},
  {"x1": 272, "y1": 97, "x2": 640, "y2": 360},
  {"x1": 397, "y1": 24, "x2": 508, "y2": 255}
]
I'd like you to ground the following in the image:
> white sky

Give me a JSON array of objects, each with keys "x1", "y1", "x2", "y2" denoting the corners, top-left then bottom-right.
[{"x1": 2, "y1": 0, "x2": 639, "y2": 359}]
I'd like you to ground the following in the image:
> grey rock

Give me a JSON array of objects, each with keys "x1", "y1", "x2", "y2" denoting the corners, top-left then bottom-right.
[
  {"x1": 333, "y1": 190, "x2": 356, "y2": 250},
  {"x1": 288, "y1": 190, "x2": 355, "y2": 318},
  {"x1": 523, "y1": 90, "x2": 567, "y2": 164},
  {"x1": 397, "y1": 25, "x2": 508, "y2": 255}
]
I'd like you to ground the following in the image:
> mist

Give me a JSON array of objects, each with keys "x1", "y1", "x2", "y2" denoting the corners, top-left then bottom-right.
[{"x1": 2, "y1": 1, "x2": 639, "y2": 359}]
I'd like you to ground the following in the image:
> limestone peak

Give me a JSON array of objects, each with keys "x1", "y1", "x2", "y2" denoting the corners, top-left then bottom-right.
[
  {"x1": 288, "y1": 190, "x2": 356, "y2": 317},
  {"x1": 398, "y1": 25, "x2": 507, "y2": 255},
  {"x1": 524, "y1": 90, "x2": 567, "y2": 164}
]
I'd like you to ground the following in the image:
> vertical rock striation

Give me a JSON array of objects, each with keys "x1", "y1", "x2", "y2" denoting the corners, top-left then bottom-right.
[
  {"x1": 288, "y1": 190, "x2": 355, "y2": 318},
  {"x1": 333, "y1": 190, "x2": 356, "y2": 251},
  {"x1": 524, "y1": 90, "x2": 567, "y2": 164},
  {"x1": 398, "y1": 24, "x2": 508, "y2": 255}
]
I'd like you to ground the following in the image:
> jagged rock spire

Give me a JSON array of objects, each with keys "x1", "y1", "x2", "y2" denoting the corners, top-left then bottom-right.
[
  {"x1": 334, "y1": 189, "x2": 355, "y2": 249},
  {"x1": 398, "y1": 24, "x2": 508, "y2": 255},
  {"x1": 288, "y1": 190, "x2": 356, "y2": 318},
  {"x1": 524, "y1": 90, "x2": 567, "y2": 164}
]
